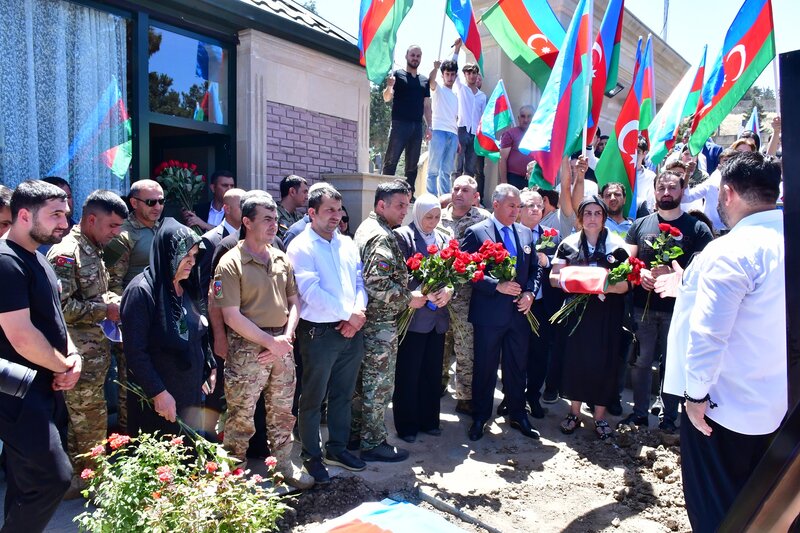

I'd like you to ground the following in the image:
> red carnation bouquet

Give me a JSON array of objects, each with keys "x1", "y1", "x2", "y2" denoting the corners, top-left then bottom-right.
[
  {"x1": 641, "y1": 223, "x2": 685, "y2": 319},
  {"x1": 536, "y1": 228, "x2": 559, "y2": 251},
  {"x1": 398, "y1": 239, "x2": 485, "y2": 341},
  {"x1": 550, "y1": 256, "x2": 646, "y2": 336},
  {"x1": 154, "y1": 160, "x2": 206, "y2": 233},
  {"x1": 479, "y1": 240, "x2": 539, "y2": 335}
]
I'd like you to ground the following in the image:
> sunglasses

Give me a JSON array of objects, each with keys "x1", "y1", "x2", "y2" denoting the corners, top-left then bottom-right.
[
  {"x1": 340, "y1": 216, "x2": 349, "y2": 223},
  {"x1": 133, "y1": 197, "x2": 165, "y2": 207}
]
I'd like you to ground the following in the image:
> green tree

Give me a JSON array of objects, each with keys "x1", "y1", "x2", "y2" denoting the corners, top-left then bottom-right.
[
  {"x1": 370, "y1": 80, "x2": 392, "y2": 167},
  {"x1": 301, "y1": 1, "x2": 318, "y2": 14},
  {"x1": 149, "y1": 73, "x2": 191, "y2": 118}
]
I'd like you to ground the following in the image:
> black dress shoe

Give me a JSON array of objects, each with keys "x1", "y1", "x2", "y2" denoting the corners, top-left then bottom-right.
[
  {"x1": 496, "y1": 400, "x2": 508, "y2": 416},
  {"x1": 468, "y1": 420, "x2": 487, "y2": 441},
  {"x1": 510, "y1": 417, "x2": 541, "y2": 439},
  {"x1": 529, "y1": 401, "x2": 548, "y2": 419}
]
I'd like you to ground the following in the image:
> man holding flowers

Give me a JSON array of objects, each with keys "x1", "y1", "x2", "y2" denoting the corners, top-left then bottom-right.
[
  {"x1": 619, "y1": 171, "x2": 713, "y2": 433},
  {"x1": 461, "y1": 184, "x2": 542, "y2": 442}
]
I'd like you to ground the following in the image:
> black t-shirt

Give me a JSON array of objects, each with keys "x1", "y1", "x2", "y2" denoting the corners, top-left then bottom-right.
[
  {"x1": 391, "y1": 69, "x2": 430, "y2": 122},
  {"x1": 626, "y1": 212, "x2": 714, "y2": 312},
  {"x1": 0, "y1": 239, "x2": 68, "y2": 388}
]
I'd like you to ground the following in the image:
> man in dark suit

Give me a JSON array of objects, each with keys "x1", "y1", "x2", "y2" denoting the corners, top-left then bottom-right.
[
  {"x1": 183, "y1": 169, "x2": 236, "y2": 232},
  {"x1": 462, "y1": 184, "x2": 542, "y2": 441}
]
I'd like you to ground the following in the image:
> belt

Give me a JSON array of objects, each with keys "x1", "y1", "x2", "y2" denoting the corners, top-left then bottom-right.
[{"x1": 300, "y1": 319, "x2": 339, "y2": 328}]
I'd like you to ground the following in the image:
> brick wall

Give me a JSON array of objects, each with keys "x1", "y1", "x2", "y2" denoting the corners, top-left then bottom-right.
[{"x1": 264, "y1": 101, "x2": 358, "y2": 197}]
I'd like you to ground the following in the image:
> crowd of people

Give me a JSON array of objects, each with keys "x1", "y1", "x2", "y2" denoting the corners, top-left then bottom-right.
[{"x1": 0, "y1": 42, "x2": 788, "y2": 533}]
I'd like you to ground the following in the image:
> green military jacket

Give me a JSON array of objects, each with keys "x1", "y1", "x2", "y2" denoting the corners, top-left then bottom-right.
[
  {"x1": 103, "y1": 214, "x2": 161, "y2": 295},
  {"x1": 439, "y1": 205, "x2": 490, "y2": 241},
  {"x1": 47, "y1": 226, "x2": 120, "y2": 330},
  {"x1": 354, "y1": 212, "x2": 412, "y2": 322},
  {"x1": 277, "y1": 204, "x2": 302, "y2": 241}
]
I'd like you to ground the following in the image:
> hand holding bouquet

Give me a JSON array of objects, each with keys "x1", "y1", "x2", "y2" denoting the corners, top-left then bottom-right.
[
  {"x1": 479, "y1": 240, "x2": 539, "y2": 335},
  {"x1": 154, "y1": 160, "x2": 206, "y2": 234},
  {"x1": 641, "y1": 223, "x2": 684, "y2": 319}
]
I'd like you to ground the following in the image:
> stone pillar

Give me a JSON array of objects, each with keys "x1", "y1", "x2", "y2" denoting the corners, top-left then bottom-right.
[{"x1": 322, "y1": 172, "x2": 388, "y2": 228}]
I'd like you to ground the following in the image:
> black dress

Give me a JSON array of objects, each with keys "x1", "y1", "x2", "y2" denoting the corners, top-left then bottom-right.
[{"x1": 554, "y1": 230, "x2": 628, "y2": 407}]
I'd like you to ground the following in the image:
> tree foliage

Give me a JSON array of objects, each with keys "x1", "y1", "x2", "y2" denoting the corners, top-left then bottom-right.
[{"x1": 370, "y1": 80, "x2": 392, "y2": 164}]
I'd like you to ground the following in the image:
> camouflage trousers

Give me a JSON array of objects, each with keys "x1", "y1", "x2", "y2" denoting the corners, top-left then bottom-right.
[
  {"x1": 224, "y1": 330, "x2": 296, "y2": 462},
  {"x1": 64, "y1": 329, "x2": 110, "y2": 474},
  {"x1": 350, "y1": 320, "x2": 399, "y2": 450},
  {"x1": 442, "y1": 289, "x2": 474, "y2": 400}
]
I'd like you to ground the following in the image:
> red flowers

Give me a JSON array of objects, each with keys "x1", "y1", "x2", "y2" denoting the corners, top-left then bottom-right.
[
  {"x1": 472, "y1": 270, "x2": 485, "y2": 282},
  {"x1": 80, "y1": 468, "x2": 95, "y2": 480},
  {"x1": 626, "y1": 257, "x2": 647, "y2": 284},
  {"x1": 669, "y1": 226, "x2": 682, "y2": 238},
  {"x1": 427, "y1": 244, "x2": 439, "y2": 254},
  {"x1": 440, "y1": 247, "x2": 454, "y2": 260},
  {"x1": 108, "y1": 433, "x2": 130, "y2": 450},
  {"x1": 232, "y1": 468, "x2": 244, "y2": 477},
  {"x1": 205, "y1": 461, "x2": 218, "y2": 473},
  {"x1": 152, "y1": 491, "x2": 161, "y2": 499},
  {"x1": 406, "y1": 252, "x2": 423, "y2": 271},
  {"x1": 156, "y1": 466, "x2": 174, "y2": 483},
  {"x1": 543, "y1": 228, "x2": 559, "y2": 238},
  {"x1": 658, "y1": 222, "x2": 671, "y2": 233}
]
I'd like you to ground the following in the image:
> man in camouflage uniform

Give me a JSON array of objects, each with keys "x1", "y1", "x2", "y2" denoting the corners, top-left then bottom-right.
[
  {"x1": 214, "y1": 194, "x2": 313, "y2": 489},
  {"x1": 103, "y1": 179, "x2": 164, "y2": 430},
  {"x1": 439, "y1": 175, "x2": 490, "y2": 415},
  {"x1": 351, "y1": 180, "x2": 427, "y2": 462},
  {"x1": 276, "y1": 174, "x2": 308, "y2": 241},
  {"x1": 47, "y1": 190, "x2": 128, "y2": 491}
]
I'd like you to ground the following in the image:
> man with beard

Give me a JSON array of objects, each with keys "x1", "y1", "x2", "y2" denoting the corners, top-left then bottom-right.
[
  {"x1": 0, "y1": 180, "x2": 81, "y2": 531},
  {"x1": 656, "y1": 152, "x2": 785, "y2": 532},
  {"x1": 382, "y1": 45, "x2": 432, "y2": 197},
  {"x1": 600, "y1": 182, "x2": 632, "y2": 236},
  {"x1": 619, "y1": 171, "x2": 713, "y2": 433}
]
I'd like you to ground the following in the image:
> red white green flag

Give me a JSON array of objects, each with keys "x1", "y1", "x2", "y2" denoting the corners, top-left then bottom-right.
[
  {"x1": 474, "y1": 79, "x2": 516, "y2": 161},
  {"x1": 358, "y1": 0, "x2": 414, "y2": 84},
  {"x1": 481, "y1": 0, "x2": 565, "y2": 90}
]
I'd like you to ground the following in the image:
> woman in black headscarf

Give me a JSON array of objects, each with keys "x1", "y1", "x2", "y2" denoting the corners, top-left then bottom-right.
[
  {"x1": 549, "y1": 196, "x2": 630, "y2": 440},
  {"x1": 121, "y1": 218, "x2": 215, "y2": 437}
]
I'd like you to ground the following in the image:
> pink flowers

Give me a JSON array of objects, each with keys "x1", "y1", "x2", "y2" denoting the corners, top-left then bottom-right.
[
  {"x1": 156, "y1": 466, "x2": 174, "y2": 484},
  {"x1": 170, "y1": 436, "x2": 184, "y2": 446},
  {"x1": 91, "y1": 444, "x2": 105, "y2": 457},
  {"x1": 264, "y1": 456, "x2": 278, "y2": 469},
  {"x1": 80, "y1": 468, "x2": 95, "y2": 480},
  {"x1": 108, "y1": 433, "x2": 130, "y2": 450},
  {"x1": 205, "y1": 461, "x2": 218, "y2": 473}
]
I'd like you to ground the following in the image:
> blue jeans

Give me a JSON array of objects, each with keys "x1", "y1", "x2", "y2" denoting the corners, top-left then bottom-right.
[{"x1": 426, "y1": 129, "x2": 458, "y2": 195}]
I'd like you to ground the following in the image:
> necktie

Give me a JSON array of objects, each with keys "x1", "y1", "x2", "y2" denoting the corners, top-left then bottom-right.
[{"x1": 501, "y1": 226, "x2": 517, "y2": 257}]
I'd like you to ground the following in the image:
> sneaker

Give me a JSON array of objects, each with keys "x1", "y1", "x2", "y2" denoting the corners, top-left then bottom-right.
[
  {"x1": 302, "y1": 457, "x2": 330, "y2": 485},
  {"x1": 617, "y1": 413, "x2": 649, "y2": 428},
  {"x1": 276, "y1": 461, "x2": 315, "y2": 490},
  {"x1": 541, "y1": 391, "x2": 560, "y2": 404},
  {"x1": 658, "y1": 419, "x2": 677, "y2": 434},
  {"x1": 360, "y1": 441, "x2": 409, "y2": 463},
  {"x1": 323, "y1": 450, "x2": 366, "y2": 472}
]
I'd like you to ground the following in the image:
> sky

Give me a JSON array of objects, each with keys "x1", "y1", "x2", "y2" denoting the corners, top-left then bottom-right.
[{"x1": 315, "y1": 0, "x2": 800, "y2": 95}]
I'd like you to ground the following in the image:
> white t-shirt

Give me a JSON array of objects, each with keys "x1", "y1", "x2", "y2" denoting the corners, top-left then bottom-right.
[
  {"x1": 636, "y1": 166, "x2": 657, "y2": 213},
  {"x1": 431, "y1": 83, "x2": 459, "y2": 134}
]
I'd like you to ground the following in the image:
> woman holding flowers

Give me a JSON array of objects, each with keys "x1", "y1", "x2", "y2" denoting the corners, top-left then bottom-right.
[
  {"x1": 121, "y1": 218, "x2": 215, "y2": 438},
  {"x1": 550, "y1": 196, "x2": 630, "y2": 439},
  {"x1": 392, "y1": 194, "x2": 453, "y2": 442}
]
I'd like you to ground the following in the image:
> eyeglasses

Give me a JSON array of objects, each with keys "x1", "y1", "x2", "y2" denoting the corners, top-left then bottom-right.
[
  {"x1": 340, "y1": 217, "x2": 349, "y2": 223},
  {"x1": 132, "y1": 197, "x2": 165, "y2": 207}
]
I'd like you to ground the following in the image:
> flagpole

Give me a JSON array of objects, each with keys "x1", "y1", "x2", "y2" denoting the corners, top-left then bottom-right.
[
  {"x1": 438, "y1": 2, "x2": 448, "y2": 59},
  {"x1": 772, "y1": 59, "x2": 781, "y2": 115},
  {"x1": 582, "y1": 2, "x2": 594, "y2": 158}
]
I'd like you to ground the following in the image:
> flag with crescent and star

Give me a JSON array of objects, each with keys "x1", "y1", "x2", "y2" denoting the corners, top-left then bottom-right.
[
  {"x1": 586, "y1": 0, "x2": 625, "y2": 146},
  {"x1": 480, "y1": 0, "x2": 565, "y2": 90},
  {"x1": 447, "y1": 0, "x2": 483, "y2": 73},
  {"x1": 595, "y1": 37, "x2": 645, "y2": 216},
  {"x1": 648, "y1": 45, "x2": 707, "y2": 165},
  {"x1": 638, "y1": 35, "x2": 656, "y2": 144},
  {"x1": 518, "y1": 0, "x2": 593, "y2": 186},
  {"x1": 687, "y1": 0, "x2": 775, "y2": 155},
  {"x1": 474, "y1": 79, "x2": 516, "y2": 161},
  {"x1": 358, "y1": 0, "x2": 415, "y2": 84}
]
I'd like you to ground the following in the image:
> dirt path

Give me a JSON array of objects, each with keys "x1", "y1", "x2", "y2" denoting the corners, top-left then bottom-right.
[{"x1": 281, "y1": 393, "x2": 691, "y2": 533}]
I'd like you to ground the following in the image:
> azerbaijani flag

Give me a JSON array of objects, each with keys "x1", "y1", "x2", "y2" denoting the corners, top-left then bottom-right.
[
  {"x1": 474, "y1": 79, "x2": 516, "y2": 161},
  {"x1": 638, "y1": 35, "x2": 656, "y2": 143},
  {"x1": 518, "y1": 0, "x2": 593, "y2": 185},
  {"x1": 447, "y1": 0, "x2": 483, "y2": 72},
  {"x1": 586, "y1": 0, "x2": 625, "y2": 145},
  {"x1": 358, "y1": 0, "x2": 414, "y2": 84},
  {"x1": 100, "y1": 96, "x2": 132, "y2": 178},
  {"x1": 648, "y1": 45, "x2": 707, "y2": 165},
  {"x1": 481, "y1": 0, "x2": 565, "y2": 90},
  {"x1": 742, "y1": 104, "x2": 761, "y2": 143},
  {"x1": 688, "y1": 0, "x2": 775, "y2": 155},
  {"x1": 595, "y1": 38, "x2": 644, "y2": 216}
]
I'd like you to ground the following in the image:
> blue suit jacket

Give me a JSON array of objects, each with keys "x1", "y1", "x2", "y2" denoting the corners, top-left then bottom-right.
[{"x1": 462, "y1": 218, "x2": 541, "y2": 327}]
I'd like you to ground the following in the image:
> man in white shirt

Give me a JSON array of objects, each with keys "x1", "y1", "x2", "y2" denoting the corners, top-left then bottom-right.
[
  {"x1": 451, "y1": 38, "x2": 487, "y2": 195},
  {"x1": 426, "y1": 59, "x2": 460, "y2": 196},
  {"x1": 287, "y1": 185, "x2": 369, "y2": 485},
  {"x1": 656, "y1": 152, "x2": 785, "y2": 532},
  {"x1": 635, "y1": 137, "x2": 657, "y2": 216}
]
